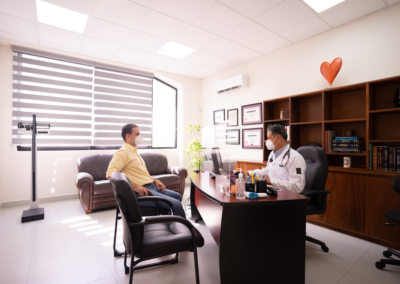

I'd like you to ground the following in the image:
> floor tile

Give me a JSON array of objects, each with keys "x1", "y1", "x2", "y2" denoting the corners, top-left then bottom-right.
[
  {"x1": 0, "y1": 239, "x2": 34, "y2": 272},
  {"x1": 88, "y1": 275, "x2": 117, "y2": 284}
]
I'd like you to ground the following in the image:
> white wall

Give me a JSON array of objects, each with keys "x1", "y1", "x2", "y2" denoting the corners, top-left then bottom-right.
[
  {"x1": 0, "y1": 44, "x2": 201, "y2": 204},
  {"x1": 199, "y1": 3, "x2": 400, "y2": 162}
]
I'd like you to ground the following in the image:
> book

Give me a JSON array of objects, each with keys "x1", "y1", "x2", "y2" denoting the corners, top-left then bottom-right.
[
  {"x1": 394, "y1": 147, "x2": 397, "y2": 171},
  {"x1": 383, "y1": 146, "x2": 389, "y2": 171},
  {"x1": 389, "y1": 147, "x2": 394, "y2": 171},
  {"x1": 372, "y1": 146, "x2": 377, "y2": 170},
  {"x1": 377, "y1": 146, "x2": 383, "y2": 170},
  {"x1": 369, "y1": 143, "x2": 373, "y2": 170},
  {"x1": 333, "y1": 139, "x2": 362, "y2": 144},
  {"x1": 333, "y1": 147, "x2": 361, "y2": 153},
  {"x1": 396, "y1": 147, "x2": 400, "y2": 172},
  {"x1": 334, "y1": 136, "x2": 359, "y2": 140},
  {"x1": 332, "y1": 143, "x2": 362, "y2": 148},
  {"x1": 325, "y1": 130, "x2": 336, "y2": 152}
]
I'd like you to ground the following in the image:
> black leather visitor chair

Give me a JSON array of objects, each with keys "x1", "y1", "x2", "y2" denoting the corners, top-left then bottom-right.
[
  {"x1": 375, "y1": 175, "x2": 400, "y2": 270},
  {"x1": 110, "y1": 172, "x2": 204, "y2": 284},
  {"x1": 297, "y1": 145, "x2": 331, "y2": 252}
]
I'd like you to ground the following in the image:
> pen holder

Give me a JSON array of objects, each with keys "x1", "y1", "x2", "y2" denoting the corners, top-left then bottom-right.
[
  {"x1": 256, "y1": 180, "x2": 267, "y2": 193},
  {"x1": 245, "y1": 183, "x2": 256, "y2": 192}
]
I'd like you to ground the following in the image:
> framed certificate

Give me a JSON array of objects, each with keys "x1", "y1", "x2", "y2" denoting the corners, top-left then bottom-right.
[
  {"x1": 226, "y1": 129, "x2": 240, "y2": 145},
  {"x1": 213, "y1": 109, "x2": 225, "y2": 125},
  {"x1": 242, "y1": 128, "x2": 262, "y2": 149},
  {"x1": 242, "y1": 103, "x2": 262, "y2": 125},
  {"x1": 227, "y1": 108, "x2": 238, "y2": 127}
]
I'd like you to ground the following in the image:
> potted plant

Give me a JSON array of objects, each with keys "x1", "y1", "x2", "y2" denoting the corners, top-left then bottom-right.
[{"x1": 185, "y1": 124, "x2": 205, "y2": 172}]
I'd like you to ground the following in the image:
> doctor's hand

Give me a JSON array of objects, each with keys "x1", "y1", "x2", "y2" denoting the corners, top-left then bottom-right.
[
  {"x1": 154, "y1": 179, "x2": 166, "y2": 193},
  {"x1": 265, "y1": 176, "x2": 271, "y2": 184}
]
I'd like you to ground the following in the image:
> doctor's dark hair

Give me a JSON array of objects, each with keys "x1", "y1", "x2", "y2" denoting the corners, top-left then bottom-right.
[
  {"x1": 121, "y1": 124, "x2": 138, "y2": 142},
  {"x1": 267, "y1": 124, "x2": 288, "y2": 141}
]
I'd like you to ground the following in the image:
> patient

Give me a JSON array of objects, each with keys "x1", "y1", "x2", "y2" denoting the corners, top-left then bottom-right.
[{"x1": 106, "y1": 123, "x2": 185, "y2": 218}]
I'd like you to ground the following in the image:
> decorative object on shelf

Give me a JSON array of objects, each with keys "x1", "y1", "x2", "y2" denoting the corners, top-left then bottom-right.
[
  {"x1": 227, "y1": 108, "x2": 238, "y2": 127},
  {"x1": 213, "y1": 109, "x2": 225, "y2": 125},
  {"x1": 343, "y1": 129, "x2": 353, "y2": 137},
  {"x1": 393, "y1": 85, "x2": 400, "y2": 108},
  {"x1": 320, "y1": 57, "x2": 342, "y2": 86},
  {"x1": 242, "y1": 128, "x2": 262, "y2": 149},
  {"x1": 343, "y1": 156, "x2": 351, "y2": 168},
  {"x1": 226, "y1": 129, "x2": 240, "y2": 145},
  {"x1": 185, "y1": 124, "x2": 205, "y2": 172},
  {"x1": 242, "y1": 102, "x2": 262, "y2": 125},
  {"x1": 280, "y1": 109, "x2": 284, "y2": 119}
]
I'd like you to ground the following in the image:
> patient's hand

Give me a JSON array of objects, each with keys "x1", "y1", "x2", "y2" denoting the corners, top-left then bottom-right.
[
  {"x1": 133, "y1": 185, "x2": 153, "y2": 196},
  {"x1": 155, "y1": 179, "x2": 165, "y2": 193}
]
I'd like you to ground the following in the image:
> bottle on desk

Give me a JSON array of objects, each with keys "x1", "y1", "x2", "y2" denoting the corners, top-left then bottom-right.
[{"x1": 235, "y1": 170, "x2": 246, "y2": 199}]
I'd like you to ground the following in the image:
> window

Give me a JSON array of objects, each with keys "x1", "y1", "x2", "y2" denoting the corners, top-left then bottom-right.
[{"x1": 12, "y1": 46, "x2": 177, "y2": 150}]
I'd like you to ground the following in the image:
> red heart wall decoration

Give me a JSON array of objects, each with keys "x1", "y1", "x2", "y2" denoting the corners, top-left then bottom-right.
[{"x1": 320, "y1": 57, "x2": 342, "y2": 86}]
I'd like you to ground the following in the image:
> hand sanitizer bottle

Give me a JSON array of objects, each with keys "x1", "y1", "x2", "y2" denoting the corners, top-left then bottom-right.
[{"x1": 235, "y1": 170, "x2": 246, "y2": 200}]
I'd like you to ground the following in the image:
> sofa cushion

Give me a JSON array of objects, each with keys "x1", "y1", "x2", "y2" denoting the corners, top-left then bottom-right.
[
  {"x1": 78, "y1": 154, "x2": 113, "y2": 181},
  {"x1": 141, "y1": 153, "x2": 168, "y2": 175},
  {"x1": 152, "y1": 174, "x2": 180, "y2": 188},
  {"x1": 93, "y1": 180, "x2": 113, "y2": 196}
]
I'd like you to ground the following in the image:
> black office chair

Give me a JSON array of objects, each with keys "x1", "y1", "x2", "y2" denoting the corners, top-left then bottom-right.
[
  {"x1": 110, "y1": 172, "x2": 204, "y2": 284},
  {"x1": 297, "y1": 145, "x2": 331, "y2": 252},
  {"x1": 375, "y1": 175, "x2": 400, "y2": 270}
]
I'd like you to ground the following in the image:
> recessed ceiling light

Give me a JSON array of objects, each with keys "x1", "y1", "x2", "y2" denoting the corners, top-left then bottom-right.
[
  {"x1": 303, "y1": 0, "x2": 346, "y2": 13},
  {"x1": 157, "y1": 41, "x2": 196, "y2": 59},
  {"x1": 36, "y1": 0, "x2": 88, "y2": 33}
]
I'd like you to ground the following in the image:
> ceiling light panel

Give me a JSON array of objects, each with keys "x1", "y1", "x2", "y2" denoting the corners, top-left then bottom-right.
[
  {"x1": 303, "y1": 0, "x2": 346, "y2": 13},
  {"x1": 157, "y1": 41, "x2": 196, "y2": 59}
]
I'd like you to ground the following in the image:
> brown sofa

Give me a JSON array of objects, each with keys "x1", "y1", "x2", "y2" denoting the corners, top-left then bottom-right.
[{"x1": 75, "y1": 153, "x2": 188, "y2": 214}]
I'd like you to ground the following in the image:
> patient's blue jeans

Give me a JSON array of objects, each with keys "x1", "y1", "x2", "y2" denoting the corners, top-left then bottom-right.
[{"x1": 134, "y1": 183, "x2": 185, "y2": 218}]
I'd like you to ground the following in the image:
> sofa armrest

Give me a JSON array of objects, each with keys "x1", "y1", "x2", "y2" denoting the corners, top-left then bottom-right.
[
  {"x1": 75, "y1": 172, "x2": 94, "y2": 213},
  {"x1": 166, "y1": 166, "x2": 188, "y2": 196}
]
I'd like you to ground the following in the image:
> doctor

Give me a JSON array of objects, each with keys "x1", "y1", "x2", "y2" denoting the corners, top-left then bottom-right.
[{"x1": 248, "y1": 124, "x2": 306, "y2": 194}]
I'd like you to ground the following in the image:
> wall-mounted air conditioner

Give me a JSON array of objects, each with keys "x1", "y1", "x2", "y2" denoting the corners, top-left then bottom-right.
[{"x1": 214, "y1": 74, "x2": 248, "y2": 94}]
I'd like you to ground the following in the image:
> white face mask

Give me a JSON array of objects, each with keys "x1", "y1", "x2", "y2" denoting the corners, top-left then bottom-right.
[
  {"x1": 265, "y1": 136, "x2": 278, "y2": 150},
  {"x1": 134, "y1": 134, "x2": 144, "y2": 146}
]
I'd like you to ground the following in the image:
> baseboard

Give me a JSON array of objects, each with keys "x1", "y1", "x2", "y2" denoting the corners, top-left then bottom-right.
[{"x1": 1, "y1": 193, "x2": 78, "y2": 208}]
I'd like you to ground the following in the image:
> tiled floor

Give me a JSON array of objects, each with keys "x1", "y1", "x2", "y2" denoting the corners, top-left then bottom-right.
[{"x1": 0, "y1": 190, "x2": 399, "y2": 284}]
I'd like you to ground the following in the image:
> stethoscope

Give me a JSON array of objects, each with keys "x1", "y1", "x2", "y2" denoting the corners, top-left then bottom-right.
[{"x1": 269, "y1": 147, "x2": 291, "y2": 168}]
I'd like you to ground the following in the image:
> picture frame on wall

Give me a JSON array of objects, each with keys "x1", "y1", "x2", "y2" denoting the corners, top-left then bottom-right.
[
  {"x1": 242, "y1": 128, "x2": 262, "y2": 149},
  {"x1": 227, "y1": 108, "x2": 238, "y2": 127},
  {"x1": 226, "y1": 129, "x2": 240, "y2": 145},
  {"x1": 241, "y1": 103, "x2": 262, "y2": 125},
  {"x1": 213, "y1": 109, "x2": 225, "y2": 125}
]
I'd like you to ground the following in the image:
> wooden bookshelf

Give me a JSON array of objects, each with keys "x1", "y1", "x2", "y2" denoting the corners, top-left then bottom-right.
[{"x1": 262, "y1": 74, "x2": 400, "y2": 250}]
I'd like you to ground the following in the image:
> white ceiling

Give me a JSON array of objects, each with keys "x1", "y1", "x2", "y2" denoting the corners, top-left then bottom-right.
[{"x1": 0, "y1": 0, "x2": 398, "y2": 78}]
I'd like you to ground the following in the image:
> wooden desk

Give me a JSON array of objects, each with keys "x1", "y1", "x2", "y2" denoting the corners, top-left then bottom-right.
[{"x1": 190, "y1": 171, "x2": 309, "y2": 284}]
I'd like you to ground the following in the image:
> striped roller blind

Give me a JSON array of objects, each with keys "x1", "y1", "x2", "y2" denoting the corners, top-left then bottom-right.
[
  {"x1": 93, "y1": 64, "x2": 153, "y2": 147},
  {"x1": 12, "y1": 48, "x2": 94, "y2": 146}
]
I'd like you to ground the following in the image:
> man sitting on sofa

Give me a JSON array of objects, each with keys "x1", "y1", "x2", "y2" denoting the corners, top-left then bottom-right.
[{"x1": 106, "y1": 123, "x2": 185, "y2": 218}]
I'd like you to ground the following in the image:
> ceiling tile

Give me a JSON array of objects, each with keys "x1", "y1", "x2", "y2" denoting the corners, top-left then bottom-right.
[
  {"x1": 183, "y1": 50, "x2": 220, "y2": 66},
  {"x1": 201, "y1": 38, "x2": 243, "y2": 57},
  {"x1": 38, "y1": 24, "x2": 83, "y2": 48},
  {"x1": 43, "y1": 0, "x2": 97, "y2": 15},
  {"x1": 153, "y1": 0, "x2": 216, "y2": 23},
  {"x1": 0, "y1": 31, "x2": 38, "y2": 45},
  {"x1": 0, "y1": 0, "x2": 36, "y2": 21},
  {"x1": 224, "y1": 21, "x2": 274, "y2": 47},
  {"x1": 165, "y1": 60, "x2": 201, "y2": 75},
  {"x1": 79, "y1": 49, "x2": 112, "y2": 60},
  {"x1": 0, "y1": 13, "x2": 37, "y2": 39},
  {"x1": 187, "y1": 66, "x2": 219, "y2": 78},
  {"x1": 385, "y1": 0, "x2": 400, "y2": 5},
  {"x1": 40, "y1": 41, "x2": 79, "y2": 53},
  {"x1": 218, "y1": 0, "x2": 284, "y2": 18},
  {"x1": 84, "y1": 17, "x2": 132, "y2": 44},
  {"x1": 137, "y1": 10, "x2": 188, "y2": 40},
  {"x1": 141, "y1": 54, "x2": 177, "y2": 70},
  {"x1": 255, "y1": 0, "x2": 315, "y2": 33},
  {"x1": 249, "y1": 34, "x2": 291, "y2": 54},
  {"x1": 279, "y1": 16, "x2": 331, "y2": 43},
  {"x1": 129, "y1": 0, "x2": 159, "y2": 8},
  {"x1": 93, "y1": 0, "x2": 149, "y2": 29},
  {"x1": 319, "y1": 0, "x2": 386, "y2": 27},
  {"x1": 172, "y1": 25, "x2": 218, "y2": 49},
  {"x1": 227, "y1": 48, "x2": 262, "y2": 62},
  {"x1": 112, "y1": 56, "x2": 143, "y2": 68},
  {"x1": 192, "y1": 3, "x2": 248, "y2": 36},
  {"x1": 115, "y1": 46, "x2": 153, "y2": 62},
  {"x1": 80, "y1": 37, "x2": 120, "y2": 55},
  {"x1": 124, "y1": 31, "x2": 168, "y2": 53},
  {"x1": 208, "y1": 58, "x2": 238, "y2": 71}
]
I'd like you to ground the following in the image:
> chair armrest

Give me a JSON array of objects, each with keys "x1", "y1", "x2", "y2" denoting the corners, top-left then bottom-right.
[
  {"x1": 137, "y1": 196, "x2": 174, "y2": 215},
  {"x1": 302, "y1": 190, "x2": 331, "y2": 197},
  {"x1": 166, "y1": 166, "x2": 188, "y2": 178},
  {"x1": 75, "y1": 172, "x2": 94, "y2": 213},
  {"x1": 75, "y1": 172, "x2": 94, "y2": 187}
]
